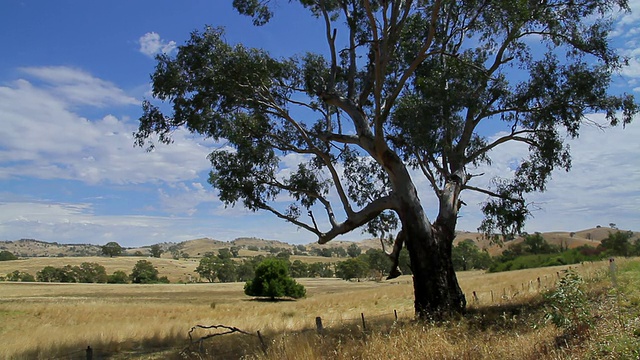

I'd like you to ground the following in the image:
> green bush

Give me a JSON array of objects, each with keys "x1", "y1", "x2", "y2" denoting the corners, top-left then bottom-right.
[
  {"x1": 108, "y1": 270, "x2": 129, "y2": 284},
  {"x1": 244, "y1": 258, "x2": 305, "y2": 300},
  {"x1": 0, "y1": 250, "x2": 18, "y2": 261},
  {"x1": 130, "y1": 260, "x2": 160, "y2": 284},
  {"x1": 544, "y1": 270, "x2": 592, "y2": 337}
]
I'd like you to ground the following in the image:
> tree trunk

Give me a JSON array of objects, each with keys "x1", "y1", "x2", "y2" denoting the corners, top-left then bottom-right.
[
  {"x1": 395, "y1": 185, "x2": 466, "y2": 319},
  {"x1": 380, "y1": 148, "x2": 466, "y2": 319}
]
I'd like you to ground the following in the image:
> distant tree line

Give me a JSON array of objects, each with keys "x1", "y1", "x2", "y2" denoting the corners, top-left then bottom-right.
[
  {"x1": 1, "y1": 260, "x2": 169, "y2": 284},
  {"x1": 2, "y1": 231, "x2": 638, "y2": 283},
  {"x1": 489, "y1": 231, "x2": 640, "y2": 272}
]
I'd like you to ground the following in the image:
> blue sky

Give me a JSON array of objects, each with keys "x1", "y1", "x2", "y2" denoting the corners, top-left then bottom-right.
[{"x1": 1, "y1": 1, "x2": 639, "y2": 247}]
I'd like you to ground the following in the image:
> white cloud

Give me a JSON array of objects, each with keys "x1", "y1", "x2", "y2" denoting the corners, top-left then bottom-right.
[
  {"x1": 158, "y1": 182, "x2": 219, "y2": 216},
  {"x1": 19, "y1": 66, "x2": 138, "y2": 107},
  {"x1": 454, "y1": 116, "x2": 640, "y2": 233},
  {"x1": 0, "y1": 200, "x2": 201, "y2": 245},
  {"x1": 138, "y1": 32, "x2": 177, "y2": 57},
  {"x1": 0, "y1": 67, "x2": 214, "y2": 185}
]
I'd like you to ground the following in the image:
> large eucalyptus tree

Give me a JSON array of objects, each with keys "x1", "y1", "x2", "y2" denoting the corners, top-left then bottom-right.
[{"x1": 136, "y1": 0, "x2": 637, "y2": 318}]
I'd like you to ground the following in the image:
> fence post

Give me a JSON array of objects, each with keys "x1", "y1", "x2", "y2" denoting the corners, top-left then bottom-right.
[
  {"x1": 86, "y1": 346, "x2": 93, "y2": 360},
  {"x1": 315, "y1": 316, "x2": 324, "y2": 333},
  {"x1": 472, "y1": 291, "x2": 479, "y2": 303},
  {"x1": 490, "y1": 290, "x2": 494, "y2": 302},
  {"x1": 394, "y1": 309, "x2": 398, "y2": 321},
  {"x1": 609, "y1": 258, "x2": 618, "y2": 287},
  {"x1": 361, "y1": 313, "x2": 366, "y2": 331}
]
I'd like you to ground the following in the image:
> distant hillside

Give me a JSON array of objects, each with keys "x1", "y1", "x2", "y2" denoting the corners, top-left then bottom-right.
[
  {"x1": 454, "y1": 227, "x2": 639, "y2": 256},
  {"x1": 0, "y1": 239, "x2": 102, "y2": 258},
  {"x1": 2, "y1": 227, "x2": 637, "y2": 259}
]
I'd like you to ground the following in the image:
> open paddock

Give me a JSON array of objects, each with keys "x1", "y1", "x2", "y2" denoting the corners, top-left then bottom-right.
[{"x1": 0, "y1": 260, "x2": 611, "y2": 359}]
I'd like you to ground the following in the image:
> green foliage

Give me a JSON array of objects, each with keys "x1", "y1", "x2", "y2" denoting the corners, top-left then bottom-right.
[
  {"x1": 347, "y1": 243, "x2": 361, "y2": 258},
  {"x1": 522, "y1": 233, "x2": 560, "y2": 254},
  {"x1": 101, "y1": 242, "x2": 123, "y2": 257},
  {"x1": 244, "y1": 258, "x2": 306, "y2": 300},
  {"x1": 488, "y1": 248, "x2": 603, "y2": 273},
  {"x1": 290, "y1": 260, "x2": 309, "y2": 278},
  {"x1": 217, "y1": 248, "x2": 233, "y2": 260},
  {"x1": 308, "y1": 262, "x2": 333, "y2": 278},
  {"x1": 230, "y1": 246, "x2": 241, "y2": 258},
  {"x1": 195, "y1": 254, "x2": 238, "y2": 282},
  {"x1": 0, "y1": 250, "x2": 18, "y2": 261},
  {"x1": 336, "y1": 258, "x2": 369, "y2": 281},
  {"x1": 130, "y1": 260, "x2": 161, "y2": 284},
  {"x1": 76, "y1": 262, "x2": 108, "y2": 283},
  {"x1": 452, "y1": 240, "x2": 492, "y2": 271},
  {"x1": 149, "y1": 244, "x2": 164, "y2": 258},
  {"x1": 108, "y1": 270, "x2": 129, "y2": 284},
  {"x1": 598, "y1": 230, "x2": 636, "y2": 256},
  {"x1": 6, "y1": 270, "x2": 35, "y2": 282},
  {"x1": 363, "y1": 249, "x2": 392, "y2": 276},
  {"x1": 544, "y1": 270, "x2": 592, "y2": 336},
  {"x1": 36, "y1": 262, "x2": 107, "y2": 283},
  {"x1": 216, "y1": 259, "x2": 238, "y2": 282}
]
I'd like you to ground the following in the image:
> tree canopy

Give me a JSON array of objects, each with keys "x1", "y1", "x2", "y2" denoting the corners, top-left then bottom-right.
[
  {"x1": 101, "y1": 242, "x2": 123, "y2": 258},
  {"x1": 136, "y1": 0, "x2": 637, "y2": 318},
  {"x1": 244, "y1": 258, "x2": 306, "y2": 299}
]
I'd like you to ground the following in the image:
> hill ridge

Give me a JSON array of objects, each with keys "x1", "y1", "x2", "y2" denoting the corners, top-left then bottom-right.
[{"x1": 1, "y1": 227, "x2": 637, "y2": 258}]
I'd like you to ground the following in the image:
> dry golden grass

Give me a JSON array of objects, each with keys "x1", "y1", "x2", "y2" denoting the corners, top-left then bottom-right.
[{"x1": 0, "y1": 260, "x2": 612, "y2": 359}]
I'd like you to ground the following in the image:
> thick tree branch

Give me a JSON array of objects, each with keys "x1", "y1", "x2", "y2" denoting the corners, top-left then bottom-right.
[
  {"x1": 462, "y1": 184, "x2": 524, "y2": 204},
  {"x1": 318, "y1": 195, "x2": 397, "y2": 244},
  {"x1": 466, "y1": 129, "x2": 538, "y2": 162}
]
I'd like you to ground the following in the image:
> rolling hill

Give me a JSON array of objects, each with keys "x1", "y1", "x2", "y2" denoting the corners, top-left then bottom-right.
[{"x1": 1, "y1": 227, "x2": 637, "y2": 259}]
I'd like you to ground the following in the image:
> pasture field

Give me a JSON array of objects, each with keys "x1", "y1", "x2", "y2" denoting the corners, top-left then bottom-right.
[{"x1": 0, "y1": 259, "x2": 636, "y2": 359}]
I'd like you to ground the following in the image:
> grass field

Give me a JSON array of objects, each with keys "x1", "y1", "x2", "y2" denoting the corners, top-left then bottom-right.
[{"x1": 2, "y1": 258, "x2": 628, "y2": 359}]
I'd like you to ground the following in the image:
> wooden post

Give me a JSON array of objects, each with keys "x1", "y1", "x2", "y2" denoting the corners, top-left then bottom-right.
[
  {"x1": 609, "y1": 258, "x2": 618, "y2": 287},
  {"x1": 86, "y1": 346, "x2": 93, "y2": 360},
  {"x1": 472, "y1": 291, "x2": 479, "y2": 303},
  {"x1": 394, "y1": 309, "x2": 398, "y2": 321},
  {"x1": 315, "y1": 316, "x2": 324, "y2": 333},
  {"x1": 257, "y1": 331, "x2": 267, "y2": 355},
  {"x1": 537, "y1": 277, "x2": 541, "y2": 289},
  {"x1": 490, "y1": 290, "x2": 494, "y2": 302},
  {"x1": 361, "y1": 313, "x2": 366, "y2": 331}
]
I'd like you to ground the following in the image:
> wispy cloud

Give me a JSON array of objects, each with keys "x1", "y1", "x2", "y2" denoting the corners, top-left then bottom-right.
[
  {"x1": 138, "y1": 32, "x2": 176, "y2": 57},
  {"x1": 19, "y1": 66, "x2": 138, "y2": 107},
  {"x1": 455, "y1": 116, "x2": 640, "y2": 233},
  {"x1": 0, "y1": 67, "x2": 213, "y2": 185}
]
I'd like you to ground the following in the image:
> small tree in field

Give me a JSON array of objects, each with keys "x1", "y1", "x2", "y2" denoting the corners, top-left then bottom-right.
[
  {"x1": 101, "y1": 242, "x2": 123, "y2": 257},
  {"x1": 150, "y1": 244, "x2": 164, "y2": 258},
  {"x1": 130, "y1": 260, "x2": 159, "y2": 284},
  {"x1": 244, "y1": 258, "x2": 305, "y2": 300}
]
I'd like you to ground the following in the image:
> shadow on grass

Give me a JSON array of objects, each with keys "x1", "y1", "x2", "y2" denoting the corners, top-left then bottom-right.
[{"x1": 244, "y1": 297, "x2": 298, "y2": 302}]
